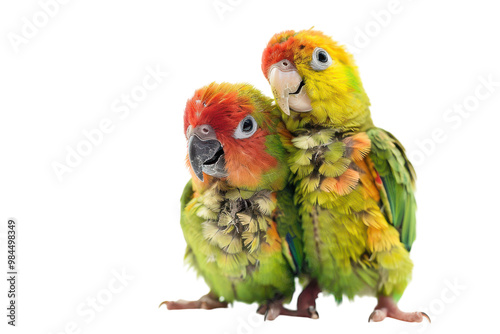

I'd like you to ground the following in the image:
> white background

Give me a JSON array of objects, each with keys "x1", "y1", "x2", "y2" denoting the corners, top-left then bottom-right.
[{"x1": 1, "y1": 0, "x2": 499, "y2": 333}]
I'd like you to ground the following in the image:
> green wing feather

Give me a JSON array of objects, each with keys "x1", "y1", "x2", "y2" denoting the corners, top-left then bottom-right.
[
  {"x1": 180, "y1": 179, "x2": 194, "y2": 209},
  {"x1": 179, "y1": 179, "x2": 197, "y2": 269},
  {"x1": 367, "y1": 128, "x2": 417, "y2": 251}
]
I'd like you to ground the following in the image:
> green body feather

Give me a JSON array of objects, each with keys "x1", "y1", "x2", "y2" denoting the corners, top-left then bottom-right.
[
  {"x1": 178, "y1": 86, "x2": 303, "y2": 305},
  {"x1": 285, "y1": 126, "x2": 415, "y2": 303},
  {"x1": 263, "y1": 28, "x2": 418, "y2": 304},
  {"x1": 181, "y1": 179, "x2": 301, "y2": 303}
]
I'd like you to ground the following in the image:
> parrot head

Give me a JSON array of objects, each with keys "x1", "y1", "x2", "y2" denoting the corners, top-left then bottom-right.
[
  {"x1": 184, "y1": 82, "x2": 289, "y2": 191},
  {"x1": 261, "y1": 29, "x2": 372, "y2": 130}
]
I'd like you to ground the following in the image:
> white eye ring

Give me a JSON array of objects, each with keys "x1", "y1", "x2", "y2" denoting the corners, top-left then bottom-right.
[
  {"x1": 233, "y1": 116, "x2": 258, "y2": 139},
  {"x1": 310, "y1": 47, "x2": 332, "y2": 71}
]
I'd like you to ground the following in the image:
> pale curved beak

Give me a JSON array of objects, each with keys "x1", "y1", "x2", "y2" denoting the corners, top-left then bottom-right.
[{"x1": 268, "y1": 60, "x2": 312, "y2": 115}]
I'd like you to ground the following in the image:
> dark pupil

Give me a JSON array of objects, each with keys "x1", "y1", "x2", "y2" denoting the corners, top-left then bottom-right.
[
  {"x1": 242, "y1": 119, "x2": 253, "y2": 132},
  {"x1": 318, "y1": 51, "x2": 328, "y2": 63}
]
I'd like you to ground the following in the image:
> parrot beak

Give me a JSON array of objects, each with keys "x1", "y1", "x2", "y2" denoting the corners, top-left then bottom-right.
[
  {"x1": 268, "y1": 60, "x2": 312, "y2": 116},
  {"x1": 187, "y1": 124, "x2": 228, "y2": 182}
]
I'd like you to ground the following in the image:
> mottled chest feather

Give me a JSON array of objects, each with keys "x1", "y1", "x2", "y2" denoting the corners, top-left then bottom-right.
[
  {"x1": 194, "y1": 182, "x2": 277, "y2": 273},
  {"x1": 287, "y1": 127, "x2": 372, "y2": 201}
]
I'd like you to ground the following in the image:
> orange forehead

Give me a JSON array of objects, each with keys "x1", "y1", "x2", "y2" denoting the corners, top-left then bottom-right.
[
  {"x1": 261, "y1": 30, "x2": 298, "y2": 78},
  {"x1": 261, "y1": 29, "x2": 352, "y2": 77},
  {"x1": 184, "y1": 83, "x2": 254, "y2": 143}
]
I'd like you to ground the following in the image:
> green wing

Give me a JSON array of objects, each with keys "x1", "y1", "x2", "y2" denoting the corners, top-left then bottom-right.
[
  {"x1": 275, "y1": 184, "x2": 303, "y2": 274},
  {"x1": 179, "y1": 179, "x2": 197, "y2": 268},
  {"x1": 367, "y1": 128, "x2": 417, "y2": 251},
  {"x1": 180, "y1": 179, "x2": 194, "y2": 210}
]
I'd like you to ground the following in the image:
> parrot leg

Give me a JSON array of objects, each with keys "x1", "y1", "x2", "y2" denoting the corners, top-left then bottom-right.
[
  {"x1": 296, "y1": 279, "x2": 321, "y2": 319},
  {"x1": 257, "y1": 300, "x2": 318, "y2": 321},
  {"x1": 368, "y1": 296, "x2": 431, "y2": 323},
  {"x1": 159, "y1": 292, "x2": 228, "y2": 310}
]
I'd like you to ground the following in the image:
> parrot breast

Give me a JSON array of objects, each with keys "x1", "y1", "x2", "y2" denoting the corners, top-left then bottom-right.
[
  {"x1": 287, "y1": 128, "x2": 371, "y2": 200},
  {"x1": 194, "y1": 181, "x2": 279, "y2": 278}
]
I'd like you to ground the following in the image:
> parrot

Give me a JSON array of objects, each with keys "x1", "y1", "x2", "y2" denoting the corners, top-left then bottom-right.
[
  {"x1": 261, "y1": 29, "x2": 429, "y2": 323},
  {"x1": 160, "y1": 82, "x2": 313, "y2": 320}
]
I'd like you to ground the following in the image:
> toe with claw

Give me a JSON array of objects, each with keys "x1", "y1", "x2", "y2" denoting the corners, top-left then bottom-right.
[
  {"x1": 257, "y1": 300, "x2": 318, "y2": 321},
  {"x1": 159, "y1": 292, "x2": 228, "y2": 311},
  {"x1": 368, "y1": 296, "x2": 431, "y2": 323}
]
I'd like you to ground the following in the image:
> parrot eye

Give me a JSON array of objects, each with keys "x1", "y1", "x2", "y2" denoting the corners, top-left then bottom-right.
[
  {"x1": 233, "y1": 116, "x2": 257, "y2": 139},
  {"x1": 318, "y1": 51, "x2": 328, "y2": 62},
  {"x1": 311, "y1": 47, "x2": 332, "y2": 71}
]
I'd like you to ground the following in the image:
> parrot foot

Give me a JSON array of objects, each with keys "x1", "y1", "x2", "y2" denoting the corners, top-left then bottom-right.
[
  {"x1": 368, "y1": 296, "x2": 431, "y2": 323},
  {"x1": 159, "y1": 292, "x2": 228, "y2": 310},
  {"x1": 257, "y1": 301, "x2": 318, "y2": 321},
  {"x1": 296, "y1": 279, "x2": 321, "y2": 319}
]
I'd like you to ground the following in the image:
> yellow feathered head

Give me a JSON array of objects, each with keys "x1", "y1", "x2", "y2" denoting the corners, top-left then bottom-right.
[{"x1": 262, "y1": 29, "x2": 371, "y2": 131}]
